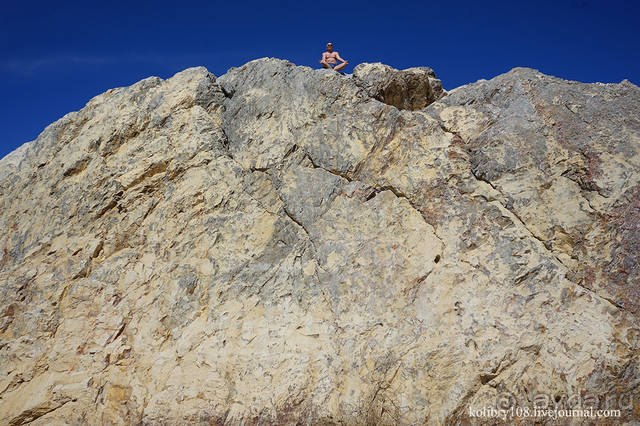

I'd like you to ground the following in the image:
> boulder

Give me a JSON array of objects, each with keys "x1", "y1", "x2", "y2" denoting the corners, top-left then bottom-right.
[{"x1": 353, "y1": 62, "x2": 444, "y2": 110}]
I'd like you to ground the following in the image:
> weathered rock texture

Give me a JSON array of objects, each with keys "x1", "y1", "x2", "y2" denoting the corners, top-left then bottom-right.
[
  {"x1": 353, "y1": 63, "x2": 444, "y2": 110},
  {"x1": 0, "y1": 58, "x2": 639, "y2": 424}
]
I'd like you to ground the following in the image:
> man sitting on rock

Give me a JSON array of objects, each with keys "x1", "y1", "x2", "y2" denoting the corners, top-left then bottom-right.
[{"x1": 320, "y1": 42, "x2": 348, "y2": 71}]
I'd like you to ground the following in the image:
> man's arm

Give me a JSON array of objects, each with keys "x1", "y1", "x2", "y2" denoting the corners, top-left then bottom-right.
[
  {"x1": 335, "y1": 52, "x2": 348, "y2": 64},
  {"x1": 320, "y1": 52, "x2": 328, "y2": 64}
]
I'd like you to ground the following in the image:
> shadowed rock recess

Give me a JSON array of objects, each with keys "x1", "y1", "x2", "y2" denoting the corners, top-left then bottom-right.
[{"x1": 0, "y1": 58, "x2": 639, "y2": 424}]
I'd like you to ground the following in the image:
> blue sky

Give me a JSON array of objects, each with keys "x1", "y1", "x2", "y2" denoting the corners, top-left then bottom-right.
[{"x1": 1, "y1": 0, "x2": 639, "y2": 159}]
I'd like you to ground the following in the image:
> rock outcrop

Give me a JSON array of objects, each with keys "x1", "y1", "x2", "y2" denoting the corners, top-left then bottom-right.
[
  {"x1": 353, "y1": 63, "x2": 444, "y2": 110},
  {"x1": 0, "y1": 58, "x2": 639, "y2": 424}
]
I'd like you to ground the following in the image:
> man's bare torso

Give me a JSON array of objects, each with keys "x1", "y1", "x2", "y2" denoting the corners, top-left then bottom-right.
[{"x1": 322, "y1": 51, "x2": 339, "y2": 64}]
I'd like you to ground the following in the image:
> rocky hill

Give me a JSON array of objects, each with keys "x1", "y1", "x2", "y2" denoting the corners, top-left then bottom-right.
[{"x1": 0, "y1": 58, "x2": 639, "y2": 424}]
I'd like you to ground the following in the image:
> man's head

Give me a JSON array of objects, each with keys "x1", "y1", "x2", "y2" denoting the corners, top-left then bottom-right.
[{"x1": 326, "y1": 42, "x2": 333, "y2": 52}]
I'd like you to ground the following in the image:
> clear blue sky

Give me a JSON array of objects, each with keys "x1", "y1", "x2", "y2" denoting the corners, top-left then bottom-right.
[{"x1": 1, "y1": 0, "x2": 639, "y2": 159}]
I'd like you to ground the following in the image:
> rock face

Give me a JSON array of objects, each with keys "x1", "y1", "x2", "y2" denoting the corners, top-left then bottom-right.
[
  {"x1": 0, "y1": 58, "x2": 639, "y2": 424},
  {"x1": 353, "y1": 63, "x2": 444, "y2": 110}
]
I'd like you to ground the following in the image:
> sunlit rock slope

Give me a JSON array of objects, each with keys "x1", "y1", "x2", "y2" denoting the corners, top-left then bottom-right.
[{"x1": 0, "y1": 58, "x2": 639, "y2": 424}]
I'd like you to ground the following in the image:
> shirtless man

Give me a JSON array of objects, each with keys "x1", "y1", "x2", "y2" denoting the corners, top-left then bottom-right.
[{"x1": 319, "y1": 42, "x2": 348, "y2": 71}]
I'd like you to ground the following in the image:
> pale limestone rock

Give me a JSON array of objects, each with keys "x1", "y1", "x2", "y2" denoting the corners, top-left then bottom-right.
[{"x1": 0, "y1": 58, "x2": 639, "y2": 424}]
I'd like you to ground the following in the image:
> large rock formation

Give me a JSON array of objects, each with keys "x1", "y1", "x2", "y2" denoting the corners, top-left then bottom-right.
[{"x1": 0, "y1": 58, "x2": 638, "y2": 424}]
